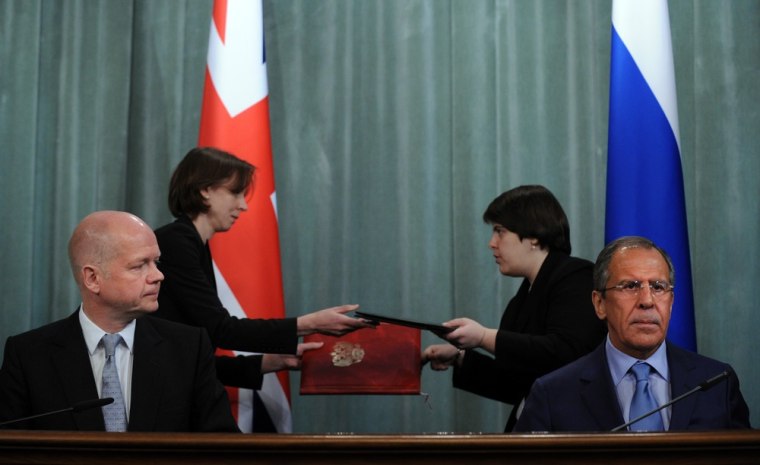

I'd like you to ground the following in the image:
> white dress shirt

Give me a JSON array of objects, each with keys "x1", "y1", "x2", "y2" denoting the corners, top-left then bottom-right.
[{"x1": 79, "y1": 306, "x2": 135, "y2": 420}]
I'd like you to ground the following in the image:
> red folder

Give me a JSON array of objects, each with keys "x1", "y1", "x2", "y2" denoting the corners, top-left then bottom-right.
[{"x1": 299, "y1": 324, "x2": 421, "y2": 395}]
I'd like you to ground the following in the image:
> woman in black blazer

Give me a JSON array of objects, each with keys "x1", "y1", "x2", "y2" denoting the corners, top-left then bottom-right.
[
  {"x1": 154, "y1": 147, "x2": 371, "y2": 390},
  {"x1": 422, "y1": 185, "x2": 607, "y2": 431}
]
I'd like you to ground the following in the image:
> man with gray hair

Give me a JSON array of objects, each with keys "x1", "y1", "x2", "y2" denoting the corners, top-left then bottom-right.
[
  {"x1": 0, "y1": 211, "x2": 239, "y2": 432},
  {"x1": 514, "y1": 236, "x2": 750, "y2": 432}
]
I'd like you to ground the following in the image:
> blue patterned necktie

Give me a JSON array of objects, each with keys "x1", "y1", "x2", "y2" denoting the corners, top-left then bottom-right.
[
  {"x1": 101, "y1": 334, "x2": 128, "y2": 432},
  {"x1": 628, "y1": 362, "x2": 664, "y2": 431}
]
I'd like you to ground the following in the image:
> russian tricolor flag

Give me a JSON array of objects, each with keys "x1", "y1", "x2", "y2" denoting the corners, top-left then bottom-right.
[
  {"x1": 606, "y1": 0, "x2": 697, "y2": 351},
  {"x1": 199, "y1": 0, "x2": 292, "y2": 432}
]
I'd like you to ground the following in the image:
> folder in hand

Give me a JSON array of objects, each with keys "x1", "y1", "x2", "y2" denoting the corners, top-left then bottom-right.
[{"x1": 300, "y1": 324, "x2": 421, "y2": 395}]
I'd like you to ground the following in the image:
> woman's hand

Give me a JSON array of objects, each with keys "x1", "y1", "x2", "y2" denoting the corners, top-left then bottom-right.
[
  {"x1": 261, "y1": 341, "x2": 324, "y2": 373},
  {"x1": 421, "y1": 344, "x2": 462, "y2": 371},
  {"x1": 443, "y1": 318, "x2": 497, "y2": 354},
  {"x1": 296, "y1": 304, "x2": 375, "y2": 336}
]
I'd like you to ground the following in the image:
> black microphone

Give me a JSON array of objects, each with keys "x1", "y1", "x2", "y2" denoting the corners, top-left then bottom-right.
[
  {"x1": 611, "y1": 370, "x2": 730, "y2": 432},
  {"x1": 0, "y1": 397, "x2": 114, "y2": 428}
]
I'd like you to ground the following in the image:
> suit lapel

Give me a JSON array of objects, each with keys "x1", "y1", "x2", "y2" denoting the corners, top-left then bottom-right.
[
  {"x1": 50, "y1": 311, "x2": 105, "y2": 431},
  {"x1": 666, "y1": 343, "x2": 700, "y2": 430},
  {"x1": 127, "y1": 317, "x2": 165, "y2": 431},
  {"x1": 579, "y1": 345, "x2": 625, "y2": 431}
]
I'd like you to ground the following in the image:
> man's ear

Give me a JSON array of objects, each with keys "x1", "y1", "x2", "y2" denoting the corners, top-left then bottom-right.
[
  {"x1": 592, "y1": 290, "x2": 607, "y2": 321},
  {"x1": 82, "y1": 265, "x2": 101, "y2": 294}
]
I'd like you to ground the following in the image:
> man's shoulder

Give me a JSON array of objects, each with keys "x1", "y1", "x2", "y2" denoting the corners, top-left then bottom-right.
[
  {"x1": 667, "y1": 342, "x2": 731, "y2": 371},
  {"x1": 536, "y1": 344, "x2": 605, "y2": 386},
  {"x1": 5, "y1": 313, "x2": 77, "y2": 346},
  {"x1": 139, "y1": 315, "x2": 204, "y2": 338}
]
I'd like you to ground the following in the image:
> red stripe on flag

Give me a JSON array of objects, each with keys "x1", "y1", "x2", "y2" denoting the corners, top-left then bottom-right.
[
  {"x1": 212, "y1": 0, "x2": 229, "y2": 44},
  {"x1": 198, "y1": 75, "x2": 283, "y2": 312}
]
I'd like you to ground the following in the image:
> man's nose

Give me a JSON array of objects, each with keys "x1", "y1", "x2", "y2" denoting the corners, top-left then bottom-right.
[
  {"x1": 150, "y1": 263, "x2": 164, "y2": 282},
  {"x1": 637, "y1": 284, "x2": 655, "y2": 306}
]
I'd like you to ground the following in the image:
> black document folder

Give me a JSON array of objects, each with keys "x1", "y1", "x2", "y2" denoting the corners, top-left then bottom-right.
[{"x1": 354, "y1": 311, "x2": 454, "y2": 336}]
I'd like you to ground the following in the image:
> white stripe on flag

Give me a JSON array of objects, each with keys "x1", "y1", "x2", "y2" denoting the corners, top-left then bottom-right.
[
  {"x1": 206, "y1": 0, "x2": 268, "y2": 117},
  {"x1": 612, "y1": 0, "x2": 680, "y2": 148}
]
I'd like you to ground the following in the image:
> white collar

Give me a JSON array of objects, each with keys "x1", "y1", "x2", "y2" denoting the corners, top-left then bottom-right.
[{"x1": 78, "y1": 305, "x2": 136, "y2": 355}]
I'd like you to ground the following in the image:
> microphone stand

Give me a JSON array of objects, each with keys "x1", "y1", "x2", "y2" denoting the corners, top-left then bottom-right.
[
  {"x1": 611, "y1": 370, "x2": 730, "y2": 432},
  {"x1": 0, "y1": 398, "x2": 114, "y2": 428}
]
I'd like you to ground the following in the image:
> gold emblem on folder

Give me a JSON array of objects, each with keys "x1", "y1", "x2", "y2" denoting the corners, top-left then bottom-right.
[{"x1": 330, "y1": 342, "x2": 365, "y2": 367}]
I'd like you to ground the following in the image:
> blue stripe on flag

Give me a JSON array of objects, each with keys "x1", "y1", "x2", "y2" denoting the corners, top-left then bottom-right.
[{"x1": 606, "y1": 26, "x2": 697, "y2": 351}]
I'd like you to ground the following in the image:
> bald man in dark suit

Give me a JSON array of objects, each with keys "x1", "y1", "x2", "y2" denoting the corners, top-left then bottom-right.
[{"x1": 0, "y1": 211, "x2": 239, "y2": 432}]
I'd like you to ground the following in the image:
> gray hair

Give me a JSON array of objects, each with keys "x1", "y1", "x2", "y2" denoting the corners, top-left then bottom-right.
[{"x1": 593, "y1": 236, "x2": 675, "y2": 295}]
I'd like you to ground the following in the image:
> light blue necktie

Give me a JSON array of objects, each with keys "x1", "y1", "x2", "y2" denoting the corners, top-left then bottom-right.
[
  {"x1": 628, "y1": 362, "x2": 664, "y2": 432},
  {"x1": 101, "y1": 334, "x2": 128, "y2": 432}
]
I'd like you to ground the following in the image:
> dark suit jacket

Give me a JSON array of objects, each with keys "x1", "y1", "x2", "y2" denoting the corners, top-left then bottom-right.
[
  {"x1": 0, "y1": 311, "x2": 240, "y2": 432},
  {"x1": 453, "y1": 250, "x2": 607, "y2": 430},
  {"x1": 154, "y1": 215, "x2": 297, "y2": 388},
  {"x1": 514, "y1": 341, "x2": 752, "y2": 432}
]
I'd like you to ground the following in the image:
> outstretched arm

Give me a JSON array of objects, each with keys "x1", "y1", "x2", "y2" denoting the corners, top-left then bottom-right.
[{"x1": 296, "y1": 304, "x2": 374, "y2": 336}]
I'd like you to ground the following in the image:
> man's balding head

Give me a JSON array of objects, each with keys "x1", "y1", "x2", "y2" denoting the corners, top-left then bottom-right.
[
  {"x1": 68, "y1": 211, "x2": 164, "y2": 331},
  {"x1": 68, "y1": 211, "x2": 151, "y2": 285}
]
